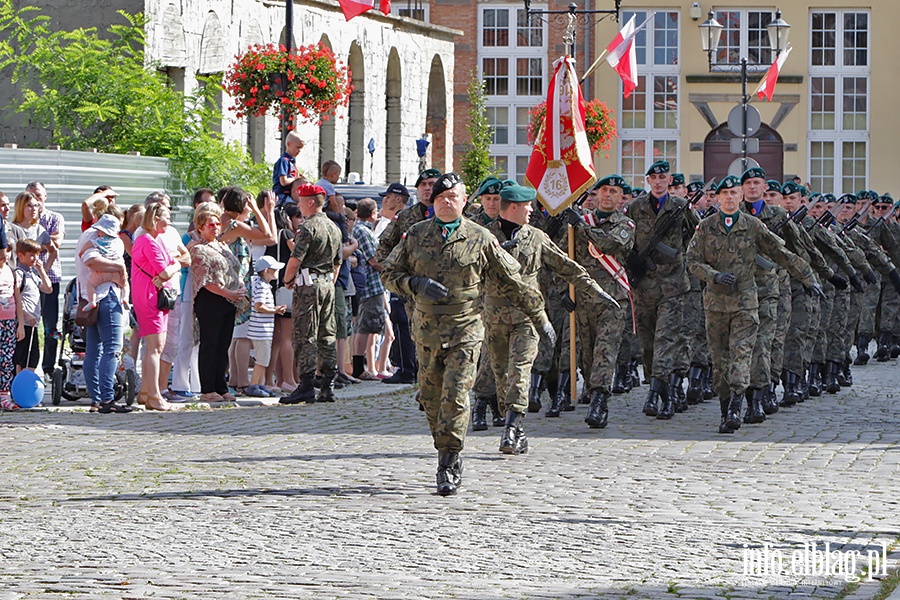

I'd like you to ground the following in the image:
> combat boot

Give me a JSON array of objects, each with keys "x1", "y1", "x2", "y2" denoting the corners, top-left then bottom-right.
[
  {"x1": 545, "y1": 374, "x2": 558, "y2": 403},
  {"x1": 471, "y1": 396, "x2": 489, "y2": 431},
  {"x1": 527, "y1": 372, "x2": 543, "y2": 414},
  {"x1": 279, "y1": 373, "x2": 316, "y2": 404},
  {"x1": 841, "y1": 359, "x2": 852, "y2": 387},
  {"x1": 670, "y1": 372, "x2": 687, "y2": 413},
  {"x1": 686, "y1": 366, "x2": 704, "y2": 404},
  {"x1": 798, "y1": 366, "x2": 809, "y2": 401},
  {"x1": 546, "y1": 373, "x2": 568, "y2": 418},
  {"x1": 743, "y1": 388, "x2": 766, "y2": 424},
  {"x1": 702, "y1": 366, "x2": 716, "y2": 400},
  {"x1": 487, "y1": 395, "x2": 504, "y2": 427},
  {"x1": 892, "y1": 334, "x2": 900, "y2": 358},
  {"x1": 316, "y1": 373, "x2": 336, "y2": 402},
  {"x1": 717, "y1": 392, "x2": 742, "y2": 433},
  {"x1": 436, "y1": 451, "x2": 463, "y2": 496},
  {"x1": 875, "y1": 332, "x2": 892, "y2": 362},
  {"x1": 763, "y1": 379, "x2": 779, "y2": 415},
  {"x1": 808, "y1": 363, "x2": 823, "y2": 397},
  {"x1": 836, "y1": 361, "x2": 849, "y2": 387},
  {"x1": 560, "y1": 373, "x2": 576, "y2": 411},
  {"x1": 780, "y1": 371, "x2": 799, "y2": 407},
  {"x1": 577, "y1": 386, "x2": 591, "y2": 404},
  {"x1": 657, "y1": 376, "x2": 676, "y2": 420},
  {"x1": 642, "y1": 377, "x2": 666, "y2": 417},
  {"x1": 824, "y1": 361, "x2": 841, "y2": 394},
  {"x1": 499, "y1": 410, "x2": 528, "y2": 455},
  {"x1": 612, "y1": 363, "x2": 629, "y2": 394},
  {"x1": 854, "y1": 336, "x2": 871, "y2": 365},
  {"x1": 630, "y1": 359, "x2": 642, "y2": 387},
  {"x1": 585, "y1": 389, "x2": 610, "y2": 429}
]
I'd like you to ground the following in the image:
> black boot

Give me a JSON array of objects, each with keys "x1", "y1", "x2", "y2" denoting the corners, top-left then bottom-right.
[
  {"x1": 702, "y1": 366, "x2": 716, "y2": 400},
  {"x1": 670, "y1": 372, "x2": 687, "y2": 413},
  {"x1": 585, "y1": 389, "x2": 609, "y2": 429},
  {"x1": 545, "y1": 374, "x2": 558, "y2": 404},
  {"x1": 854, "y1": 337, "x2": 871, "y2": 365},
  {"x1": 471, "y1": 396, "x2": 489, "y2": 431},
  {"x1": 642, "y1": 377, "x2": 665, "y2": 417},
  {"x1": 436, "y1": 451, "x2": 463, "y2": 496},
  {"x1": 824, "y1": 361, "x2": 841, "y2": 394},
  {"x1": 875, "y1": 332, "x2": 892, "y2": 362},
  {"x1": 892, "y1": 334, "x2": 900, "y2": 358},
  {"x1": 499, "y1": 410, "x2": 528, "y2": 455},
  {"x1": 798, "y1": 366, "x2": 809, "y2": 401},
  {"x1": 527, "y1": 372, "x2": 543, "y2": 413},
  {"x1": 686, "y1": 366, "x2": 704, "y2": 404},
  {"x1": 546, "y1": 373, "x2": 568, "y2": 418},
  {"x1": 842, "y1": 359, "x2": 852, "y2": 386},
  {"x1": 835, "y1": 361, "x2": 849, "y2": 387},
  {"x1": 780, "y1": 371, "x2": 799, "y2": 407},
  {"x1": 763, "y1": 379, "x2": 779, "y2": 414},
  {"x1": 657, "y1": 377, "x2": 675, "y2": 420},
  {"x1": 488, "y1": 395, "x2": 504, "y2": 427},
  {"x1": 630, "y1": 359, "x2": 642, "y2": 387},
  {"x1": 280, "y1": 373, "x2": 316, "y2": 404},
  {"x1": 577, "y1": 385, "x2": 591, "y2": 404},
  {"x1": 352, "y1": 355, "x2": 366, "y2": 378},
  {"x1": 612, "y1": 364, "x2": 629, "y2": 394},
  {"x1": 808, "y1": 363, "x2": 823, "y2": 397},
  {"x1": 743, "y1": 388, "x2": 766, "y2": 424},
  {"x1": 316, "y1": 373, "x2": 336, "y2": 402},
  {"x1": 718, "y1": 392, "x2": 742, "y2": 433}
]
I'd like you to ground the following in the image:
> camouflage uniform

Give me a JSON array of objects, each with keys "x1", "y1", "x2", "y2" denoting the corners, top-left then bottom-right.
[
  {"x1": 381, "y1": 218, "x2": 548, "y2": 454},
  {"x1": 863, "y1": 217, "x2": 900, "y2": 356}
]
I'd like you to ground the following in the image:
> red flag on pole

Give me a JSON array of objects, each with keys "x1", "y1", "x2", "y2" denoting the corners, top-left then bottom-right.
[
  {"x1": 605, "y1": 13, "x2": 654, "y2": 99},
  {"x1": 337, "y1": 0, "x2": 391, "y2": 21},
  {"x1": 755, "y1": 45, "x2": 793, "y2": 101},
  {"x1": 525, "y1": 57, "x2": 596, "y2": 216}
]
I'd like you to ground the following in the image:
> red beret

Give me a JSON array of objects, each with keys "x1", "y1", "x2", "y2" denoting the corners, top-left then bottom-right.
[{"x1": 296, "y1": 184, "x2": 326, "y2": 197}]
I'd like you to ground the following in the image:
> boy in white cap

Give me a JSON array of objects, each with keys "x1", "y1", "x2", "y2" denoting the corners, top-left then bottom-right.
[
  {"x1": 247, "y1": 255, "x2": 288, "y2": 397},
  {"x1": 78, "y1": 214, "x2": 129, "y2": 309}
]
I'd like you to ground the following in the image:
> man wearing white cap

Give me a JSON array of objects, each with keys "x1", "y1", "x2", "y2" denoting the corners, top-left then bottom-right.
[{"x1": 246, "y1": 255, "x2": 288, "y2": 397}]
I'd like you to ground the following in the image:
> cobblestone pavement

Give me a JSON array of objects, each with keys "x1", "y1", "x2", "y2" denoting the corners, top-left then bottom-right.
[{"x1": 1, "y1": 359, "x2": 899, "y2": 600}]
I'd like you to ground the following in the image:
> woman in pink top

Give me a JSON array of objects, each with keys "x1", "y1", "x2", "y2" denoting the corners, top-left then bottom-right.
[{"x1": 131, "y1": 203, "x2": 180, "y2": 411}]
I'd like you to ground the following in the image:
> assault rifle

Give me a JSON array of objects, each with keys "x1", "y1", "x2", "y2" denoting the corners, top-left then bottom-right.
[
  {"x1": 625, "y1": 178, "x2": 716, "y2": 282},
  {"x1": 804, "y1": 203, "x2": 839, "y2": 232},
  {"x1": 768, "y1": 196, "x2": 819, "y2": 237},
  {"x1": 837, "y1": 205, "x2": 870, "y2": 237},
  {"x1": 864, "y1": 202, "x2": 898, "y2": 233}
]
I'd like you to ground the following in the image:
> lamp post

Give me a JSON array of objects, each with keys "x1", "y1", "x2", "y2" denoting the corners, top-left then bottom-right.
[{"x1": 698, "y1": 9, "x2": 791, "y2": 172}]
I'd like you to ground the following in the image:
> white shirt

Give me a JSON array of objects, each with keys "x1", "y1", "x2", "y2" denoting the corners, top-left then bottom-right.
[{"x1": 75, "y1": 229, "x2": 120, "y2": 303}]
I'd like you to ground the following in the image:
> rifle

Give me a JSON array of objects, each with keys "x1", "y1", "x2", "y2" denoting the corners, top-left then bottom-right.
[
  {"x1": 864, "y1": 202, "x2": 898, "y2": 233},
  {"x1": 769, "y1": 196, "x2": 819, "y2": 236},
  {"x1": 543, "y1": 188, "x2": 591, "y2": 241},
  {"x1": 837, "y1": 205, "x2": 870, "y2": 237},
  {"x1": 625, "y1": 178, "x2": 716, "y2": 282},
  {"x1": 804, "y1": 202, "x2": 838, "y2": 232},
  {"x1": 699, "y1": 202, "x2": 720, "y2": 219}
]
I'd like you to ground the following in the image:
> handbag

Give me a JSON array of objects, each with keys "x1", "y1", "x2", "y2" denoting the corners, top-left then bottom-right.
[
  {"x1": 75, "y1": 297, "x2": 98, "y2": 327},
  {"x1": 135, "y1": 246, "x2": 177, "y2": 311}
]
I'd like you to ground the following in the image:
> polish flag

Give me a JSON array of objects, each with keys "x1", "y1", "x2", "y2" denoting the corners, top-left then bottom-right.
[
  {"x1": 605, "y1": 13, "x2": 653, "y2": 99},
  {"x1": 756, "y1": 45, "x2": 793, "y2": 102},
  {"x1": 338, "y1": 0, "x2": 391, "y2": 21}
]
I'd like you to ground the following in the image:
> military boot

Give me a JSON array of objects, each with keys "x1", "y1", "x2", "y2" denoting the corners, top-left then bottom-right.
[
  {"x1": 808, "y1": 363, "x2": 823, "y2": 397},
  {"x1": 642, "y1": 377, "x2": 666, "y2": 417},
  {"x1": 743, "y1": 388, "x2": 766, "y2": 424},
  {"x1": 841, "y1": 359, "x2": 853, "y2": 387},
  {"x1": 527, "y1": 372, "x2": 544, "y2": 413},
  {"x1": 545, "y1": 374, "x2": 558, "y2": 404},
  {"x1": 487, "y1": 395, "x2": 504, "y2": 427},
  {"x1": 657, "y1": 376, "x2": 676, "y2": 420},
  {"x1": 670, "y1": 372, "x2": 687, "y2": 413},
  {"x1": 780, "y1": 371, "x2": 799, "y2": 407},
  {"x1": 836, "y1": 361, "x2": 849, "y2": 387},
  {"x1": 763, "y1": 379, "x2": 780, "y2": 414},
  {"x1": 798, "y1": 366, "x2": 809, "y2": 401},
  {"x1": 854, "y1": 336, "x2": 871, "y2": 365},
  {"x1": 718, "y1": 392, "x2": 742, "y2": 433},
  {"x1": 560, "y1": 373, "x2": 577, "y2": 412},
  {"x1": 702, "y1": 366, "x2": 716, "y2": 400},
  {"x1": 875, "y1": 332, "x2": 892, "y2": 362},
  {"x1": 471, "y1": 396, "x2": 489, "y2": 431},
  {"x1": 630, "y1": 359, "x2": 642, "y2": 387},
  {"x1": 546, "y1": 373, "x2": 568, "y2": 418},
  {"x1": 436, "y1": 450, "x2": 463, "y2": 496},
  {"x1": 612, "y1": 363, "x2": 629, "y2": 394},
  {"x1": 316, "y1": 373, "x2": 336, "y2": 402},
  {"x1": 824, "y1": 361, "x2": 841, "y2": 394},
  {"x1": 585, "y1": 389, "x2": 610, "y2": 429},
  {"x1": 499, "y1": 410, "x2": 528, "y2": 455},
  {"x1": 686, "y1": 366, "x2": 704, "y2": 404},
  {"x1": 279, "y1": 373, "x2": 316, "y2": 405},
  {"x1": 892, "y1": 334, "x2": 900, "y2": 358},
  {"x1": 577, "y1": 385, "x2": 591, "y2": 404}
]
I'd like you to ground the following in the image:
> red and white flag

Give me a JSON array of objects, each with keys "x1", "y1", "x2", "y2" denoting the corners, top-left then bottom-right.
[
  {"x1": 337, "y1": 0, "x2": 391, "y2": 21},
  {"x1": 525, "y1": 57, "x2": 596, "y2": 216},
  {"x1": 756, "y1": 45, "x2": 792, "y2": 101},
  {"x1": 605, "y1": 13, "x2": 654, "y2": 99}
]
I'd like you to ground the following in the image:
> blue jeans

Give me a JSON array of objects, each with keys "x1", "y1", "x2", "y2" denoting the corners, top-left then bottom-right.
[{"x1": 83, "y1": 291, "x2": 124, "y2": 404}]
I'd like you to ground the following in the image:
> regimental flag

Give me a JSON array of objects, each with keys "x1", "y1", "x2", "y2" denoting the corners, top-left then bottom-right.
[
  {"x1": 525, "y1": 57, "x2": 596, "y2": 216},
  {"x1": 756, "y1": 45, "x2": 793, "y2": 102},
  {"x1": 604, "y1": 13, "x2": 654, "y2": 99},
  {"x1": 338, "y1": 0, "x2": 391, "y2": 21}
]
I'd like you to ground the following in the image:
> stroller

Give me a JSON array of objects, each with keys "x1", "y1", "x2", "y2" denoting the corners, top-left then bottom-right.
[{"x1": 50, "y1": 278, "x2": 136, "y2": 406}]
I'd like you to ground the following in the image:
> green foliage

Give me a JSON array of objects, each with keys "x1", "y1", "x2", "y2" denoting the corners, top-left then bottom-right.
[
  {"x1": 459, "y1": 75, "x2": 497, "y2": 192},
  {"x1": 0, "y1": 1, "x2": 270, "y2": 199}
]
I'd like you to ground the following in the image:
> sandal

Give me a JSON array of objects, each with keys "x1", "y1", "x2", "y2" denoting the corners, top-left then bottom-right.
[
  {"x1": 200, "y1": 392, "x2": 224, "y2": 402},
  {"x1": 221, "y1": 392, "x2": 236, "y2": 402},
  {"x1": 98, "y1": 402, "x2": 134, "y2": 414}
]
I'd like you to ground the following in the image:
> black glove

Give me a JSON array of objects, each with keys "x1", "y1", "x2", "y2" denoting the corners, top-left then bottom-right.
[
  {"x1": 409, "y1": 276, "x2": 449, "y2": 301},
  {"x1": 809, "y1": 283, "x2": 827, "y2": 300},
  {"x1": 848, "y1": 273, "x2": 865, "y2": 293},
  {"x1": 499, "y1": 239, "x2": 519, "y2": 251},
  {"x1": 561, "y1": 292, "x2": 576, "y2": 313},
  {"x1": 889, "y1": 269, "x2": 900, "y2": 294},
  {"x1": 827, "y1": 273, "x2": 848, "y2": 290},
  {"x1": 562, "y1": 207, "x2": 583, "y2": 226},
  {"x1": 714, "y1": 272, "x2": 737, "y2": 287},
  {"x1": 537, "y1": 321, "x2": 557, "y2": 348},
  {"x1": 864, "y1": 269, "x2": 878, "y2": 285}
]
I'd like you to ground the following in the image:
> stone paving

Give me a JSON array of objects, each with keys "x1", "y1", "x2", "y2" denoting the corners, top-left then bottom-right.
[{"x1": 0, "y1": 360, "x2": 899, "y2": 600}]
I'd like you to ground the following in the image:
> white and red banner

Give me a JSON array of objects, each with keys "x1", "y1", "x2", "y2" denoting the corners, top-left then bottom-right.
[
  {"x1": 605, "y1": 13, "x2": 654, "y2": 99},
  {"x1": 755, "y1": 45, "x2": 792, "y2": 101},
  {"x1": 338, "y1": 0, "x2": 391, "y2": 21},
  {"x1": 525, "y1": 57, "x2": 596, "y2": 216}
]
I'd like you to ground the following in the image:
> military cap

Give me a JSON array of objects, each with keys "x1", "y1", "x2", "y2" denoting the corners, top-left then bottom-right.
[
  {"x1": 799, "y1": 185, "x2": 808, "y2": 197},
  {"x1": 501, "y1": 179, "x2": 517, "y2": 188},
  {"x1": 379, "y1": 182, "x2": 410, "y2": 198},
  {"x1": 630, "y1": 188, "x2": 644, "y2": 198},
  {"x1": 766, "y1": 180, "x2": 782, "y2": 193},
  {"x1": 686, "y1": 181, "x2": 705, "y2": 195},
  {"x1": 474, "y1": 176, "x2": 502, "y2": 197},
  {"x1": 740, "y1": 167, "x2": 767, "y2": 182},
  {"x1": 809, "y1": 192, "x2": 821, "y2": 201},
  {"x1": 429, "y1": 171, "x2": 462, "y2": 202},
  {"x1": 869, "y1": 190, "x2": 878, "y2": 199},
  {"x1": 873, "y1": 194, "x2": 893, "y2": 206},
  {"x1": 716, "y1": 175, "x2": 741, "y2": 193},
  {"x1": 782, "y1": 181, "x2": 802, "y2": 196},
  {"x1": 596, "y1": 174, "x2": 628, "y2": 189},
  {"x1": 645, "y1": 161, "x2": 670, "y2": 175},
  {"x1": 415, "y1": 168, "x2": 442, "y2": 187},
  {"x1": 499, "y1": 184, "x2": 536, "y2": 203},
  {"x1": 856, "y1": 189, "x2": 873, "y2": 201},
  {"x1": 296, "y1": 183, "x2": 327, "y2": 197},
  {"x1": 822, "y1": 193, "x2": 837, "y2": 204},
  {"x1": 670, "y1": 173, "x2": 685, "y2": 186},
  {"x1": 838, "y1": 193, "x2": 857, "y2": 205},
  {"x1": 622, "y1": 184, "x2": 633, "y2": 195}
]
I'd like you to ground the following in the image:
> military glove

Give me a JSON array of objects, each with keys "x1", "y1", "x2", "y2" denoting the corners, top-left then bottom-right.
[
  {"x1": 562, "y1": 207, "x2": 583, "y2": 226},
  {"x1": 560, "y1": 292, "x2": 576, "y2": 313},
  {"x1": 827, "y1": 274, "x2": 848, "y2": 290},
  {"x1": 499, "y1": 238, "x2": 519, "y2": 251},
  {"x1": 713, "y1": 272, "x2": 737, "y2": 287},
  {"x1": 537, "y1": 320, "x2": 557, "y2": 348},
  {"x1": 863, "y1": 269, "x2": 878, "y2": 285},
  {"x1": 409, "y1": 276, "x2": 449, "y2": 301},
  {"x1": 809, "y1": 283, "x2": 827, "y2": 300},
  {"x1": 848, "y1": 273, "x2": 865, "y2": 293},
  {"x1": 889, "y1": 269, "x2": 900, "y2": 294}
]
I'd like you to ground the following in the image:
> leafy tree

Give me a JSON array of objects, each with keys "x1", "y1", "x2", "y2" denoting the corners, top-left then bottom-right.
[{"x1": 459, "y1": 75, "x2": 497, "y2": 192}]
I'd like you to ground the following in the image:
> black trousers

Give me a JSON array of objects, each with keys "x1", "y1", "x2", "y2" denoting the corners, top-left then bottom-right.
[
  {"x1": 389, "y1": 295, "x2": 417, "y2": 377},
  {"x1": 195, "y1": 288, "x2": 236, "y2": 394}
]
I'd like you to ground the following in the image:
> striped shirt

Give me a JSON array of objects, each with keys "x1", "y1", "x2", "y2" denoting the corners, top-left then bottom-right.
[{"x1": 248, "y1": 275, "x2": 275, "y2": 341}]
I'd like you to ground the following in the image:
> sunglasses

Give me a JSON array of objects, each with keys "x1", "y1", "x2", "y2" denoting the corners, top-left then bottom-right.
[{"x1": 204, "y1": 221, "x2": 221, "y2": 229}]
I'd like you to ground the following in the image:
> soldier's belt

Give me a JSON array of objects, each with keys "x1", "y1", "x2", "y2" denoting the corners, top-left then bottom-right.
[
  {"x1": 415, "y1": 300, "x2": 477, "y2": 315},
  {"x1": 484, "y1": 296, "x2": 514, "y2": 307}
]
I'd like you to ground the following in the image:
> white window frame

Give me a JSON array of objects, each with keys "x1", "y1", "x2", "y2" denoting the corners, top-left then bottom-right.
[
  {"x1": 807, "y1": 9, "x2": 870, "y2": 194},
  {"x1": 391, "y1": 2, "x2": 429, "y2": 22},
  {"x1": 710, "y1": 8, "x2": 777, "y2": 72}
]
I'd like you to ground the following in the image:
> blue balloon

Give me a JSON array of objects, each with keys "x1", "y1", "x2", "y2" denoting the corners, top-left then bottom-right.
[{"x1": 12, "y1": 370, "x2": 44, "y2": 409}]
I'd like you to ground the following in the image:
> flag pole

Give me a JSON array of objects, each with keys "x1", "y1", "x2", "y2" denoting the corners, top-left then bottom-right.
[
  {"x1": 568, "y1": 224, "x2": 578, "y2": 404},
  {"x1": 579, "y1": 48, "x2": 609, "y2": 85}
]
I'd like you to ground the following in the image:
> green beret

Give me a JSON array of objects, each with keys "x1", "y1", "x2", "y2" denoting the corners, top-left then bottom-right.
[
  {"x1": 596, "y1": 174, "x2": 628, "y2": 189},
  {"x1": 809, "y1": 192, "x2": 821, "y2": 201},
  {"x1": 838, "y1": 193, "x2": 857, "y2": 205},
  {"x1": 645, "y1": 161, "x2": 670, "y2": 176},
  {"x1": 499, "y1": 184, "x2": 536, "y2": 203},
  {"x1": 686, "y1": 181, "x2": 704, "y2": 195},
  {"x1": 716, "y1": 175, "x2": 741, "y2": 193},
  {"x1": 474, "y1": 176, "x2": 502, "y2": 197},
  {"x1": 874, "y1": 192, "x2": 895, "y2": 206},
  {"x1": 799, "y1": 185, "x2": 808, "y2": 197},
  {"x1": 869, "y1": 190, "x2": 878, "y2": 199},
  {"x1": 630, "y1": 187, "x2": 644, "y2": 198},
  {"x1": 415, "y1": 168, "x2": 442, "y2": 187},
  {"x1": 856, "y1": 189, "x2": 873, "y2": 201},
  {"x1": 822, "y1": 193, "x2": 837, "y2": 204},
  {"x1": 740, "y1": 167, "x2": 767, "y2": 182},
  {"x1": 766, "y1": 180, "x2": 782, "y2": 193},
  {"x1": 622, "y1": 184, "x2": 632, "y2": 195},
  {"x1": 781, "y1": 182, "x2": 801, "y2": 195},
  {"x1": 429, "y1": 172, "x2": 461, "y2": 202},
  {"x1": 670, "y1": 173, "x2": 685, "y2": 186}
]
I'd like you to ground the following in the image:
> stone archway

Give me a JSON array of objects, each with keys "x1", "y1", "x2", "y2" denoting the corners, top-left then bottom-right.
[
  {"x1": 318, "y1": 35, "x2": 337, "y2": 171},
  {"x1": 385, "y1": 48, "x2": 402, "y2": 183},
  {"x1": 703, "y1": 123, "x2": 784, "y2": 182},
  {"x1": 426, "y1": 55, "x2": 447, "y2": 172},
  {"x1": 345, "y1": 41, "x2": 366, "y2": 181},
  {"x1": 161, "y1": 4, "x2": 187, "y2": 67},
  {"x1": 198, "y1": 12, "x2": 225, "y2": 75}
]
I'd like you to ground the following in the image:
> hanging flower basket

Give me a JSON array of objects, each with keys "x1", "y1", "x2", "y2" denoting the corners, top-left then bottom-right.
[
  {"x1": 526, "y1": 99, "x2": 618, "y2": 154},
  {"x1": 224, "y1": 43, "x2": 352, "y2": 126}
]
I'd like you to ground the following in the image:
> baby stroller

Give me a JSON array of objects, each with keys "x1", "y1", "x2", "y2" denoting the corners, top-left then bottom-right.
[{"x1": 50, "y1": 278, "x2": 136, "y2": 406}]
